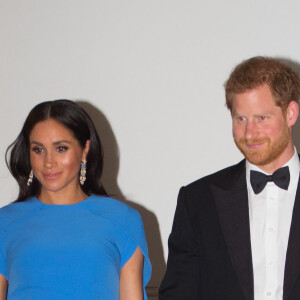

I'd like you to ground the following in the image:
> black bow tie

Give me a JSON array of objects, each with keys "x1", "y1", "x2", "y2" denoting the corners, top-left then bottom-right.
[{"x1": 250, "y1": 166, "x2": 290, "y2": 194}]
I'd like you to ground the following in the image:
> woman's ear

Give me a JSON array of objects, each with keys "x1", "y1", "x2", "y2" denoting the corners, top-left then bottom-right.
[{"x1": 82, "y1": 140, "x2": 90, "y2": 160}]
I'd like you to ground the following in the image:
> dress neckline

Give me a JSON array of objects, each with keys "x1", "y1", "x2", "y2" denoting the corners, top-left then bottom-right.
[{"x1": 31, "y1": 195, "x2": 93, "y2": 208}]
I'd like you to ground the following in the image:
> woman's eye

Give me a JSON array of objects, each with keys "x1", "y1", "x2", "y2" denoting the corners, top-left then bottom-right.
[
  {"x1": 32, "y1": 147, "x2": 43, "y2": 153},
  {"x1": 57, "y1": 146, "x2": 68, "y2": 152}
]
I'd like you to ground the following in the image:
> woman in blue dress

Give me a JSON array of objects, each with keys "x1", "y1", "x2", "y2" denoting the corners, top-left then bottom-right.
[{"x1": 0, "y1": 100, "x2": 151, "y2": 299}]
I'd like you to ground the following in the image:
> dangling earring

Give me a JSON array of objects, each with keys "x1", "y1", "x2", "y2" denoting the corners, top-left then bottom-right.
[
  {"x1": 80, "y1": 160, "x2": 87, "y2": 185},
  {"x1": 27, "y1": 170, "x2": 34, "y2": 186}
]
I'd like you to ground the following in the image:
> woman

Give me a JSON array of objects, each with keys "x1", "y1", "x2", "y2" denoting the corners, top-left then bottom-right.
[{"x1": 0, "y1": 100, "x2": 151, "y2": 299}]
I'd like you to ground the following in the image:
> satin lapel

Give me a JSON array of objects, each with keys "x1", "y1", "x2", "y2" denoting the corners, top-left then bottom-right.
[
  {"x1": 211, "y1": 166, "x2": 254, "y2": 300},
  {"x1": 283, "y1": 174, "x2": 300, "y2": 300}
]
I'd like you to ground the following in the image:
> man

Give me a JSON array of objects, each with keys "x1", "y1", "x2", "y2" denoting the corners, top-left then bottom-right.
[{"x1": 159, "y1": 57, "x2": 300, "y2": 300}]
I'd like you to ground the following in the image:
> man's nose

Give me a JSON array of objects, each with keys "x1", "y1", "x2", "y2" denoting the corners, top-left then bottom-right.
[{"x1": 244, "y1": 120, "x2": 258, "y2": 140}]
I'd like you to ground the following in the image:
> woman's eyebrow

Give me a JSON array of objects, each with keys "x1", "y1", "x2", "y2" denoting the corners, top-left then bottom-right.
[
  {"x1": 30, "y1": 140, "x2": 72, "y2": 146},
  {"x1": 52, "y1": 140, "x2": 72, "y2": 145},
  {"x1": 30, "y1": 141, "x2": 43, "y2": 146}
]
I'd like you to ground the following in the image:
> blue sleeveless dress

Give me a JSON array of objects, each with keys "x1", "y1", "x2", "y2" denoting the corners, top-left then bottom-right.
[{"x1": 0, "y1": 195, "x2": 151, "y2": 299}]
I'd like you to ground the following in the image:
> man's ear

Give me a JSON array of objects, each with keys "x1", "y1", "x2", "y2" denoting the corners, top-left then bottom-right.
[
  {"x1": 286, "y1": 101, "x2": 299, "y2": 127},
  {"x1": 82, "y1": 140, "x2": 90, "y2": 160}
]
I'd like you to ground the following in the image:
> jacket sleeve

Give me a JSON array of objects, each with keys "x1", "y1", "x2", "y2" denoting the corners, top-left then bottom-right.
[{"x1": 159, "y1": 187, "x2": 201, "y2": 299}]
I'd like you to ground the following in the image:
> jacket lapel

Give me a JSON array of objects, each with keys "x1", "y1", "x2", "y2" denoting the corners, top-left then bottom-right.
[
  {"x1": 283, "y1": 173, "x2": 300, "y2": 300},
  {"x1": 211, "y1": 161, "x2": 254, "y2": 300}
]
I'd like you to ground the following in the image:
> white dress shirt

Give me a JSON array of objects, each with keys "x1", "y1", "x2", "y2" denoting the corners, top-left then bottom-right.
[{"x1": 246, "y1": 148, "x2": 300, "y2": 300}]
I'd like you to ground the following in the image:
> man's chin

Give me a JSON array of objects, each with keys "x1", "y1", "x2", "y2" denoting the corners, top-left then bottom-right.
[
  {"x1": 238, "y1": 146, "x2": 271, "y2": 166},
  {"x1": 244, "y1": 154, "x2": 269, "y2": 166},
  {"x1": 241, "y1": 147, "x2": 286, "y2": 167},
  {"x1": 243, "y1": 153, "x2": 268, "y2": 166}
]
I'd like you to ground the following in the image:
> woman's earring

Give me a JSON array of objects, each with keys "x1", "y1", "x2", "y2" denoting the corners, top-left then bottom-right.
[
  {"x1": 27, "y1": 170, "x2": 34, "y2": 186},
  {"x1": 80, "y1": 160, "x2": 87, "y2": 185}
]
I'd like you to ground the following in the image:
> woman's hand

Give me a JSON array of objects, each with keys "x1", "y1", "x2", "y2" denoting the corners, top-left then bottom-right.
[
  {"x1": 120, "y1": 246, "x2": 144, "y2": 300},
  {"x1": 0, "y1": 274, "x2": 7, "y2": 300}
]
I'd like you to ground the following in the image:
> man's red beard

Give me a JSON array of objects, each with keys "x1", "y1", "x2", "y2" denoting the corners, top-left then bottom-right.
[{"x1": 234, "y1": 127, "x2": 290, "y2": 166}]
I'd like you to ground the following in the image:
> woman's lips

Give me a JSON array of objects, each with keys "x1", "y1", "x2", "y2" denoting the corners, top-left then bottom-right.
[{"x1": 43, "y1": 172, "x2": 62, "y2": 180}]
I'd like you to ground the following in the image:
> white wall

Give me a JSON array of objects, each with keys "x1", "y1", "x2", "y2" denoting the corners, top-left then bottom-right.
[{"x1": 1, "y1": 0, "x2": 300, "y2": 289}]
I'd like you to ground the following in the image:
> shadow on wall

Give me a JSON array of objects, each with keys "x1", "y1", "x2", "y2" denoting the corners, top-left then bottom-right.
[
  {"x1": 77, "y1": 101, "x2": 166, "y2": 298},
  {"x1": 280, "y1": 58, "x2": 300, "y2": 150}
]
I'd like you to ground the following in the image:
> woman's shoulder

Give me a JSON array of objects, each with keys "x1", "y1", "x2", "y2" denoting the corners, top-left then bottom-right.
[
  {"x1": 85, "y1": 195, "x2": 145, "y2": 238},
  {"x1": 86, "y1": 195, "x2": 142, "y2": 225},
  {"x1": 0, "y1": 198, "x2": 41, "y2": 228}
]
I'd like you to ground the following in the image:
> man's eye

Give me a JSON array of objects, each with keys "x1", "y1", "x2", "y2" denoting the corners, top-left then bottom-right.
[
  {"x1": 237, "y1": 116, "x2": 245, "y2": 121},
  {"x1": 57, "y1": 146, "x2": 68, "y2": 152},
  {"x1": 260, "y1": 116, "x2": 266, "y2": 120}
]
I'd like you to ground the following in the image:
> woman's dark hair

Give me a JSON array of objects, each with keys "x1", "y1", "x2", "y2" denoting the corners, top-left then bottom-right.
[{"x1": 6, "y1": 99, "x2": 106, "y2": 202}]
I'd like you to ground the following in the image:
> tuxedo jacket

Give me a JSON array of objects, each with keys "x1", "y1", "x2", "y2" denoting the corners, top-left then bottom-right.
[{"x1": 159, "y1": 160, "x2": 300, "y2": 300}]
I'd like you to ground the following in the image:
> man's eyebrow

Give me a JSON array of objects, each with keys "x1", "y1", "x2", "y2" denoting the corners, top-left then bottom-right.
[
  {"x1": 231, "y1": 111, "x2": 242, "y2": 116},
  {"x1": 254, "y1": 111, "x2": 274, "y2": 116}
]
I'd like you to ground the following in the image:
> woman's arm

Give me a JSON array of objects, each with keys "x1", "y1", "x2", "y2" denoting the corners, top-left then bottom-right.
[
  {"x1": 0, "y1": 274, "x2": 7, "y2": 300},
  {"x1": 120, "y1": 246, "x2": 144, "y2": 300}
]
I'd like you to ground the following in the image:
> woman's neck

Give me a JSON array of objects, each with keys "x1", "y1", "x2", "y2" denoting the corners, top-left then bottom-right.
[{"x1": 38, "y1": 185, "x2": 88, "y2": 205}]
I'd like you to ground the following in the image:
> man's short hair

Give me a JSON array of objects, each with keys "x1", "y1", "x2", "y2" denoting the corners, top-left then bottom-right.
[{"x1": 225, "y1": 56, "x2": 300, "y2": 112}]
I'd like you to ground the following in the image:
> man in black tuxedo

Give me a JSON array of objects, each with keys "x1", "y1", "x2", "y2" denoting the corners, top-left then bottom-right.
[{"x1": 159, "y1": 57, "x2": 300, "y2": 300}]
